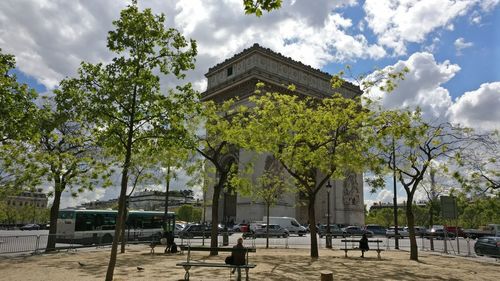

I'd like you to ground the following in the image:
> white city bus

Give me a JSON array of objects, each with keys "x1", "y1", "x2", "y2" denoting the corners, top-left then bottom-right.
[{"x1": 56, "y1": 209, "x2": 175, "y2": 245}]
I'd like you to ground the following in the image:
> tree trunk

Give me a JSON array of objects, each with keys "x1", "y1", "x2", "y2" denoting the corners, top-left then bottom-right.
[
  {"x1": 266, "y1": 202, "x2": 270, "y2": 249},
  {"x1": 120, "y1": 218, "x2": 126, "y2": 253},
  {"x1": 164, "y1": 165, "x2": 171, "y2": 223},
  {"x1": 210, "y1": 178, "x2": 224, "y2": 255},
  {"x1": 308, "y1": 194, "x2": 319, "y2": 258},
  {"x1": 406, "y1": 198, "x2": 418, "y2": 261},
  {"x1": 429, "y1": 201, "x2": 434, "y2": 251},
  {"x1": 105, "y1": 149, "x2": 132, "y2": 281},
  {"x1": 120, "y1": 199, "x2": 128, "y2": 254},
  {"x1": 45, "y1": 183, "x2": 63, "y2": 252}
]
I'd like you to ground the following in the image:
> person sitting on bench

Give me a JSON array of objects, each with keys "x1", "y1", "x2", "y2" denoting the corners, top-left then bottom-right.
[
  {"x1": 359, "y1": 233, "x2": 369, "y2": 258},
  {"x1": 231, "y1": 238, "x2": 246, "y2": 277}
]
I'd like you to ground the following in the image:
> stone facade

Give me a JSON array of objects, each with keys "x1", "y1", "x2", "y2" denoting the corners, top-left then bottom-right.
[{"x1": 203, "y1": 44, "x2": 365, "y2": 226}]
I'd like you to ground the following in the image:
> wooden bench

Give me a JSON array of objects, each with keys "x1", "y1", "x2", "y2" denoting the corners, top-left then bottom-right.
[
  {"x1": 176, "y1": 246, "x2": 257, "y2": 281},
  {"x1": 340, "y1": 239, "x2": 384, "y2": 259}
]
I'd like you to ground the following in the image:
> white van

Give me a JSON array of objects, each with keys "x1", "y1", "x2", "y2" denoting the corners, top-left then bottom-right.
[{"x1": 263, "y1": 217, "x2": 307, "y2": 236}]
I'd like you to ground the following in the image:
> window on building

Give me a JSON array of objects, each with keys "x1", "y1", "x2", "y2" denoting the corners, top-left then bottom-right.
[{"x1": 227, "y1": 66, "x2": 233, "y2": 76}]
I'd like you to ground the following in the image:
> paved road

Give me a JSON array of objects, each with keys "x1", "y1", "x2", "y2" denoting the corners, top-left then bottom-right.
[
  {"x1": 0, "y1": 230, "x2": 495, "y2": 262},
  {"x1": 181, "y1": 233, "x2": 480, "y2": 257}
]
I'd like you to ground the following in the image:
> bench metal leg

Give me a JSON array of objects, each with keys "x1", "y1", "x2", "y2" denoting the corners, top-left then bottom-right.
[
  {"x1": 245, "y1": 268, "x2": 249, "y2": 281},
  {"x1": 182, "y1": 265, "x2": 191, "y2": 281},
  {"x1": 344, "y1": 250, "x2": 348, "y2": 257}
]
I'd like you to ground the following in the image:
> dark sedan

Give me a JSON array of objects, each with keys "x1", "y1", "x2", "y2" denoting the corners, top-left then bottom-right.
[
  {"x1": 474, "y1": 236, "x2": 500, "y2": 258},
  {"x1": 178, "y1": 224, "x2": 211, "y2": 239},
  {"x1": 343, "y1": 226, "x2": 373, "y2": 237},
  {"x1": 20, "y1": 224, "x2": 40, "y2": 230},
  {"x1": 318, "y1": 224, "x2": 345, "y2": 238}
]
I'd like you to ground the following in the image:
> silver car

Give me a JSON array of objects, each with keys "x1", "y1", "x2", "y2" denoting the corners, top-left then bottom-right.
[
  {"x1": 386, "y1": 227, "x2": 409, "y2": 238},
  {"x1": 250, "y1": 224, "x2": 289, "y2": 238}
]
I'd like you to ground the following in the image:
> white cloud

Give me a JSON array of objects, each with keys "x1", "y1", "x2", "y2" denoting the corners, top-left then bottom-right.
[
  {"x1": 0, "y1": 0, "x2": 386, "y2": 91},
  {"x1": 365, "y1": 52, "x2": 458, "y2": 121},
  {"x1": 0, "y1": 0, "x2": 124, "y2": 89},
  {"x1": 363, "y1": 0, "x2": 498, "y2": 55},
  {"x1": 448, "y1": 82, "x2": 500, "y2": 131},
  {"x1": 454, "y1": 37, "x2": 473, "y2": 55}
]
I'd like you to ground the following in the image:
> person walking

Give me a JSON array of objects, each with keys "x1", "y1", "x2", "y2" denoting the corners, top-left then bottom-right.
[{"x1": 359, "y1": 233, "x2": 369, "y2": 258}]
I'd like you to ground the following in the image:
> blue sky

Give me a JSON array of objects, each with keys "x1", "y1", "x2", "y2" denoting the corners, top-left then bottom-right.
[{"x1": 1, "y1": 0, "x2": 499, "y2": 207}]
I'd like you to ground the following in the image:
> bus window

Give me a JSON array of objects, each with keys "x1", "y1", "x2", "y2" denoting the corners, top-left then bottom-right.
[
  {"x1": 103, "y1": 214, "x2": 116, "y2": 227},
  {"x1": 94, "y1": 213, "x2": 105, "y2": 229},
  {"x1": 58, "y1": 211, "x2": 75, "y2": 219},
  {"x1": 75, "y1": 213, "x2": 94, "y2": 231}
]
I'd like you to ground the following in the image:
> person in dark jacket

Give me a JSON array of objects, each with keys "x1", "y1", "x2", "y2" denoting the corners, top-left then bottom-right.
[
  {"x1": 359, "y1": 233, "x2": 369, "y2": 258},
  {"x1": 231, "y1": 237, "x2": 246, "y2": 280},
  {"x1": 232, "y1": 237, "x2": 246, "y2": 265}
]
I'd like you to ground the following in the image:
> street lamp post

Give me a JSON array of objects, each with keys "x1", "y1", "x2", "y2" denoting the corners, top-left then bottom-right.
[{"x1": 326, "y1": 180, "x2": 332, "y2": 249}]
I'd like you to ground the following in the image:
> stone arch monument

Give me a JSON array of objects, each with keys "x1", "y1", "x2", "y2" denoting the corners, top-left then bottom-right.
[{"x1": 203, "y1": 44, "x2": 365, "y2": 226}]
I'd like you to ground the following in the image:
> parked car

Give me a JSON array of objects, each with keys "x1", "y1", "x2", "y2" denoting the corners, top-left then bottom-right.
[
  {"x1": 173, "y1": 223, "x2": 185, "y2": 237},
  {"x1": 474, "y1": 236, "x2": 500, "y2": 258},
  {"x1": 386, "y1": 227, "x2": 409, "y2": 238},
  {"x1": 178, "y1": 224, "x2": 211, "y2": 239},
  {"x1": 403, "y1": 226, "x2": 427, "y2": 238},
  {"x1": 232, "y1": 223, "x2": 249, "y2": 232},
  {"x1": 444, "y1": 226, "x2": 466, "y2": 238},
  {"x1": 365, "y1": 224, "x2": 387, "y2": 236},
  {"x1": 244, "y1": 224, "x2": 289, "y2": 238},
  {"x1": 20, "y1": 224, "x2": 40, "y2": 231},
  {"x1": 343, "y1": 226, "x2": 373, "y2": 237},
  {"x1": 428, "y1": 228, "x2": 456, "y2": 239},
  {"x1": 318, "y1": 224, "x2": 345, "y2": 238}
]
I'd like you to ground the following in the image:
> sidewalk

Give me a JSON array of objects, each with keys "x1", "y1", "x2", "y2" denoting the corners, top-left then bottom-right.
[{"x1": 0, "y1": 245, "x2": 497, "y2": 280}]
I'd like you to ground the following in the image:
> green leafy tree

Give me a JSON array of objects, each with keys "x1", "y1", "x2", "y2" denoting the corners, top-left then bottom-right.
[
  {"x1": 454, "y1": 131, "x2": 500, "y2": 194},
  {"x1": 236, "y1": 88, "x2": 374, "y2": 258},
  {"x1": 0, "y1": 49, "x2": 38, "y2": 144},
  {"x1": 73, "y1": 2, "x2": 197, "y2": 279},
  {"x1": 177, "y1": 204, "x2": 195, "y2": 222},
  {"x1": 372, "y1": 109, "x2": 484, "y2": 261},
  {"x1": 366, "y1": 208, "x2": 394, "y2": 227},
  {"x1": 0, "y1": 50, "x2": 39, "y2": 199},
  {"x1": 250, "y1": 158, "x2": 290, "y2": 248},
  {"x1": 458, "y1": 194, "x2": 500, "y2": 228},
  {"x1": 31, "y1": 83, "x2": 110, "y2": 252},
  {"x1": 194, "y1": 99, "x2": 241, "y2": 255}
]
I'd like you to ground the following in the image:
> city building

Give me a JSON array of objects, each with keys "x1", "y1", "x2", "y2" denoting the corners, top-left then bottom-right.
[
  {"x1": 369, "y1": 201, "x2": 427, "y2": 212},
  {"x1": 2, "y1": 188, "x2": 48, "y2": 225},
  {"x1": 203, "y1": 44, "x2": 365, "y2": 226},
  {"x1": 128, "y1": 189, "x2": 195, "y2": 211},
  {"x1": 79, "y1": 189, "x2": 196, "y2": 211},
  {"x1": 4, "y1": 189, "x2": 48, "y2": 209}
]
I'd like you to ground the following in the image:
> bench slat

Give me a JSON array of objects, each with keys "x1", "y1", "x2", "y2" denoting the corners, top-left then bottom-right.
[
  {"x1": 176, "y1": 262, "x2": 256, "y2": 268},
  {"x1": 179, "y1": 246, "x2": 256, "y2": 253}
]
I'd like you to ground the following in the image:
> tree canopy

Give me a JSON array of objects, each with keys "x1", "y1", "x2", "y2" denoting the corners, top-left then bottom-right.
[
  {"x1": 70, "y1": 2, "x2": 198, "y2": 279},
  {"x1": 234, "y1": 85, "x2": 376, "y2": 258}
]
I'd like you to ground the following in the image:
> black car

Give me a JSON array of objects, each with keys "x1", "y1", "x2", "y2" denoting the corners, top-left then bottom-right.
[
  {"x1": 20, "y1": 224, "x2": 40, "y2": 230},
  {"x1": 474, "y1": 236, "x2": 500, "y2": 258},
  {"x1": 318, "y1": 224, "x2": 345, "y2": 238},
  {"x1": 178, "y1": 224, "x2": 211, "y2": 239},
  {"x1": 343, "y1": 226, "x2": 373, "y2": 237},
  {"x1": 365, "y1": 224, "x2": 387, "y2": 236}
]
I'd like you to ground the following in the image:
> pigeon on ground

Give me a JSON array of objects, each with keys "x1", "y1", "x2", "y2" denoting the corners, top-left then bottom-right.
[
  {"x1": 137, "y1": 266, "x2": 144, "y2": 271},
  {"x1": 78, "y1": 262, "x2": 86, "y2": 267}
]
